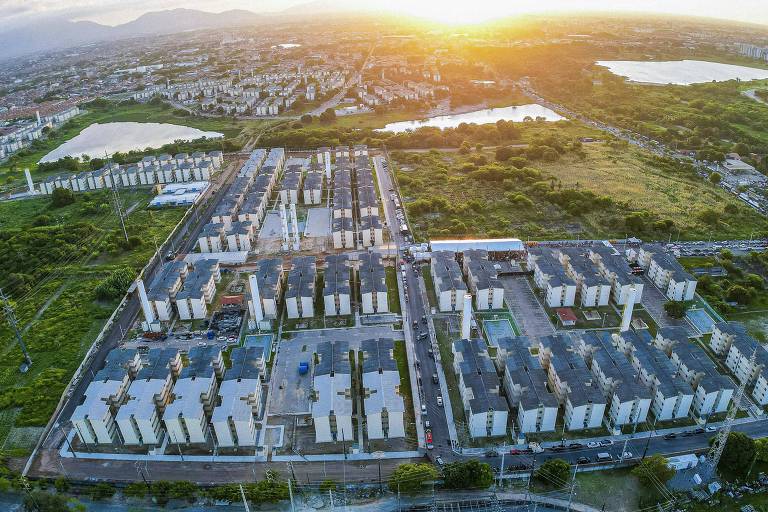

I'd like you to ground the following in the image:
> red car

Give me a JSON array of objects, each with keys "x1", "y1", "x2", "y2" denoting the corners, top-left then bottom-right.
[{"x1": 426, "y1": 430, "x2": 434, "y2": 449}]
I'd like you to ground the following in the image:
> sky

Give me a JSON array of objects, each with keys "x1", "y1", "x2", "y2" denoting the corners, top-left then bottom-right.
[{"x1": 1, "y1": 0, "x2": 768, "y2": 26}]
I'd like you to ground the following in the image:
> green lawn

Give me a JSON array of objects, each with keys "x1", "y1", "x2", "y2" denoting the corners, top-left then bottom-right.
[
  {"x1": 0, "y1": 190, "x2": 186, "y2": 451},
  {"x1": 420, "y1": 267, "x2": 437, "y2": 309},
  {"x1": 573, "y1": 468, "x2": 651, "y2": 512},
  {"x1": 393, "y1": 340, "x2": 416, "y2": 443},
  {"x1": 384, "y1": 267, "x2": 402, "y2": 314}
]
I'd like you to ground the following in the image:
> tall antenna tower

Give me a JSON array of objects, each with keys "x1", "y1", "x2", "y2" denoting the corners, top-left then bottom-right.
[
  {"x1": 0, "y1": 289, "x2": 33, "y2": 369},
  {"x1": 704, "y1": 348, "x2": 755, "y2": 476},
  {"x1": 106, "y1": 151, "x2": 129, "y2": 243}
]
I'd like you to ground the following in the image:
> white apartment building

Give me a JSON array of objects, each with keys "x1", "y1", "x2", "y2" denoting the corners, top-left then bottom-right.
[
  {"x1": 323, "y1": 255, "x2": 351, "y2": 316},
  {"x1": 537, "y1": 334, "x2": 606, "y2": 431},
  {"x1": 212, "y1": 347, "x2": 263, "y2": 448},
  {"x1": 163, "y1": 346, "x2": 224, "y2": 444},
  {"x1": 588, "y1": 245, "x2": 645, "y2": 305},
  {"x1": 312, "y1": 341, "x2": 354, "y2": 443},
  {"x1": 361, "y1": 339, "x2": 406, "y2": 440},
  {"x1": 359, "y1": 253, "x2": 389, "y2": 314},
  {"x1": 495, "y1": 337, "x2": 558, "y2": 434},
  {"x1": 431, "y1": 251, "x2": 469, "y2": 312},
  {"x1": 636, "y1": 245, "x2": 697, "y2": 302},
  {"x1": 462, "y1": 250, "x2": 505, "y2": 310},
  {"x1": 527, "y1": 248, "x2": 577, "y2": 308},
  {"x1": 452, "y1": 339, "x2": 509, "y2": 438},
  {"x1": 146, "y1": 261, "x2": 189, "y2": 322},
  {"x1": 116, "y1": 348, "x2": 181, "y2": 446},
  {"x1": 175, "y1": 260, "x2": 220, "y2": 321},
  {"x1": 198, "y1": 223, "x2": 226, "y2": 253},
  {"x1": 72, "y1": 349, "x2": 142, "y2": 445},
  {"x1": 285, "y1": 256, "x2": 316, "y2": 319}
]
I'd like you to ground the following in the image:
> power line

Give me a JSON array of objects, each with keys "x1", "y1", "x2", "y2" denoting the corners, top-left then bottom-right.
[{"x1": 0, "y1": 288, "x2": 32, "y2": 368}]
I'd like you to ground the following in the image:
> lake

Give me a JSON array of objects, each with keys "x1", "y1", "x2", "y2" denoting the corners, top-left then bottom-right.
[
  {"x1": 40, "y1": 122, "x2": 223, "y2": 163},
  {"x1": 380, "y1": 104, "x2": 564, "y2": 133},
  {"x1": 596, "y1": 59, "x2": 768, "y2": 85}
]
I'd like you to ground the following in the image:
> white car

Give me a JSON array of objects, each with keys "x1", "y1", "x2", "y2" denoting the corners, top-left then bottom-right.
[
  {"x1": 436, "y1": 396, "x2": 443, "y2": 407},
  {"x1": 586, "y1": 441, "x2": 600, "y2": 448},
  {"x1": 622, "y1": 452, "x2": 633, "y2": 459}
]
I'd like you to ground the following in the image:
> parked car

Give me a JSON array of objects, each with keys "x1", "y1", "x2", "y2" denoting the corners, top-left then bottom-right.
[
  {"x1": 421, "y1": 404, "x2": 427, "y2": 415},
  {"x1": 577, "y1": 457, "x2": 591, "y2": 464},
  {"x1": 596, "y1": 452, "x2": 613, "y2": 462},
  {"x1": 436, "y1": 396, "x2": 443, "y2": 407},
  {"x1": 586, "y1": 441, "x2": 600, "y2": 448},
  {"x1": 599, "y1": 439, "x2": 613, "y2": 446},
  {"x1": 663, "y1": 433, "x2": 677, "y2": 440},
  {"x1": 706, "y1": 426, "x2": 717, "y2": 433},
  {"x1": 435, "y1": 456, "x2": 445, "y2": 466},
  {"x1": 622, "y1": 452, "x2": 633, "y2": 459},
  {"x1": 568, "y1": 443, "x2": 583, "y2": 449}
]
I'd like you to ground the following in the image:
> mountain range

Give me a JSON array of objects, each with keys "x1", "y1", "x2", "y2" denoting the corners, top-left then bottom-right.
[{"x1": 0, "y1": 7, "x2": 311, "y2": 60}]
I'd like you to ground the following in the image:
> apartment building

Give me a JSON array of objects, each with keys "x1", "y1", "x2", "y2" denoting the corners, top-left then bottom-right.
[
  {"x1": 146, "y1": 260, "x2": 189, "y2": 322},
  {"x1": 72, "y1": 349, "x2": 142, "y2": 445},
  {"x1": 527, "y1": 248, "x2": 577, "y2": 308},
  {"x1": 285, "y1": 256, "x2": 316, "y2": 319},
  {"x1": 252, "y1": 258, "x2": 284, "y2": 319},
  {"x1": 452, "y1": 339, "x2": 509, "y2": 438},
  {"x1": 496, "y1": 336, "x2": 558, "y2": 434},
  {"x1": 588, "y1": 245, "x2": 645, "y2": 305},
  {"x1": 462, "y1": 250, "x2": 505, "y2": 310},
  {"x1": 359, "y1": 253, "x2": 389, "y2": 314},
  {"x1": 361, "y1": 339, "x2": 406, "y2": 440},
  {"x1": 558, "y1": 248, "x2": 611, "y2": 308},
  {"x1": 303, "y1": 170, "x2": 324, "y2": 205},
  {"x1": 164, "y1": 346, "x2": 224, "y2": 445},
  {"x1": 116, "y1": 348, "x2": 182, "y2": 446},
  {"x1": 578, "y1": 332, "x2": 651, "y2": 427},
  {"x1": 175, "y1": 260, "x2": 220, "y2": 321},
  {"x1": 198, "y1": 223, "x2": 226, "y2": 253},
  {"x1": 711, "y1": 322, "x2": 768, "y2": 406},
  {"x1": 212, "y1": 347, "x2": 263, "y2": 448},
  {"x1": 225, "y1": 221, "x2": 254, "y2": 252},
  {"x1": 654, "y1": 327, "x2": 734, "y2": 417},
  {"x1": 431, "y1": 251, "x2": 469, "y2": 312},
  {"x1": 323, "y1": 254, "x2": 351, "y2": 316},
  {"x1": 312, "y1": 341, "x2": 354, "y2": 443},
  {"x1": 537, "y1": 334, "x2": 606, "y2": 431},
  {"x1": 614, "y1": 331, "x2": 693, "y2": 421},
  {"x1": 636, "y1": 245, "x2": 697, "y2": 302}
]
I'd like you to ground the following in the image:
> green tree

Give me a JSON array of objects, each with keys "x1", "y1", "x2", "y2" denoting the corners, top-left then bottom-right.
[
  {"x1": 169, "y1": 481, "x2": 198, "y2": 502},
  {"x1": 755, "y1": 438, "x2": 768, "y2": 463},
  {"x1": 631, "y1": 455, "x2": 674, "y2": 487},
  {"x1": 534, "y1": 458, "x2": 570, "y2": 488},
  {"x1": 51, "y1": 187, "x2": 75, "y2": 208},
  {"x1": 458, "y1": 141, "x2": 472, "y2": 155},
  {"x1": 442, "y1": 460, "x2": 495, "y2": 489},
  {"x1": 90, "y1": 482, "x2": 115, "y2": 501},
  {"x1": 23, "y1": 491, "x2": 71, "y2": 512},
  {"x1": 719, "y1": 431, "x2": 756, "y2": 474},
  {"x1": 319, "y1": 108, "x2": 336, "y2": 123},
  {"x1": 726, "y1": 284, "x2": 753, "y2": 305},
  {"x1": 388, "y1": 463, "x2": 438, "y2": 495},
  {"x1": 709, "y1": 172, "x2": 722, "y2": 184},
  {"x1": 124, "y1": 482, "x2": 148, "y2": 499},
  {"x1": 319, "y1": 479, "x2": 339, "y2": 493},
  {"x1": 664, "y1": 300, "x2": 690, "y2": 319},
  {"x1": 495, "y1": 146, "x2": 513, "y2": 162}
]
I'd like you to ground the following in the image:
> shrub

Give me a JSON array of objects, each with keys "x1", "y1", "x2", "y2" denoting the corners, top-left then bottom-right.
[{"x1": 51, "y1": 188, "x2": 75, "y2": 207}]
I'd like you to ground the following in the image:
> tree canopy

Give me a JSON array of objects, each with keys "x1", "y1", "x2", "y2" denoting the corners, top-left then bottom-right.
[
  {"x1": 388, "y1": 463, "x2": 439, "y2": 495},
  {"x1": 442, "y1": 460, "x2": 495, "y2": 489}
]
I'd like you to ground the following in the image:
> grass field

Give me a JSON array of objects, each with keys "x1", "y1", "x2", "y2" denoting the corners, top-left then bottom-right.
[
  {"x1": 0, "y1": 190, "x2": 186, "y2": 450},
  {"x1": 573, "y1": 468, "x2": 647, "y2": 512},
  {"x1": 394, "y1": 143, "x2": 768, "y2": 241},
  {"x1": 384, "y1": 267, "x2": 402, "y2": 314},
  {"x1": 393, "y1": 340, "x2": 416, "y2": 443}
]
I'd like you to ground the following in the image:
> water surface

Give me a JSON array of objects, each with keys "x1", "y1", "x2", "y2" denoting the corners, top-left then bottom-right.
[
  {"x1": 40, "y1": 122, "x2": 223, "y2": 163},
  {"x1": 381, "y1": 104, "x2": 563, "y2": 133},
  {"x1": 596, "y1": 60, "x2": 768, "y2": 85}
]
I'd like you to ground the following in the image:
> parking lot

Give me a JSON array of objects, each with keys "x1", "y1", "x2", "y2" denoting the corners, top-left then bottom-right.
[
  {"x1": 268, "y1": 325, "x2": 402, "y2": 415},
  {"x1": 500, "y1": 275, "x2": 555, "y2": 336}
]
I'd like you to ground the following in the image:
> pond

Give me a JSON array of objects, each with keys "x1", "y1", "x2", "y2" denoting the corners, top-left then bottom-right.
[
  {"x1": 40, "y1": 122, "x2": 223, "y2": 163},
  {"x1": 380, "y1": 104, "x2": 564, "y2": 133},
  {"x1": 596, "y1": 59, "x2": 768, "y2": 85}
]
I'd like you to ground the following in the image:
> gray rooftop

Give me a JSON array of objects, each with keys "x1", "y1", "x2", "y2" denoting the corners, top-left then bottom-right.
[
  {"x1": 286, "y1": 256, "x2": 316, "y2": 299},
  {"x1": 324, "y1": 254, "x2": 350, "y2": 297},
  {"x1": 359, "y1": 253, "x2": 387, "y2": 295}
]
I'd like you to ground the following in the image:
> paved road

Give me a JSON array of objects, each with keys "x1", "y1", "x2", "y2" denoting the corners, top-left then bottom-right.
[{"x1": 374, "y1": 153, "x2": 453, "y2": 459}]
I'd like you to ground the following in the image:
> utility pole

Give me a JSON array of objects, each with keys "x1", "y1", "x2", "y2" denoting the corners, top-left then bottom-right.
[
  {"x1": 239, "y1": 484, "x2": 251, "y2": 512},
  {"x1": 0, "y1": 288, "x2": 33, "y2": 367},
  {"x1": 287, "y1": 478, "x2": 295, "y2": 512},
  {"x1": 111, "y1": 181, "x2": 129, "y2": 243}
]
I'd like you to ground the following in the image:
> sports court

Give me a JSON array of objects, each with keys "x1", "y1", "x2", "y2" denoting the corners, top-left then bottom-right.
[{"x1": 686, "y1": 308, "x2": 715, "y2": 334}]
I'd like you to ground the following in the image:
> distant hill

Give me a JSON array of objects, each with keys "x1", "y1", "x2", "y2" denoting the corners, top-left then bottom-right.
[{"x1": 0, "y1": 8, "x2": 268, "y2": 60}]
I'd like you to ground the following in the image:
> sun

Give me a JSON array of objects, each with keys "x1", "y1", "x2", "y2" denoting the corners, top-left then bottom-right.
[{"x1": 385, "y1": 0, "x2": 519, "y2": 25}]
